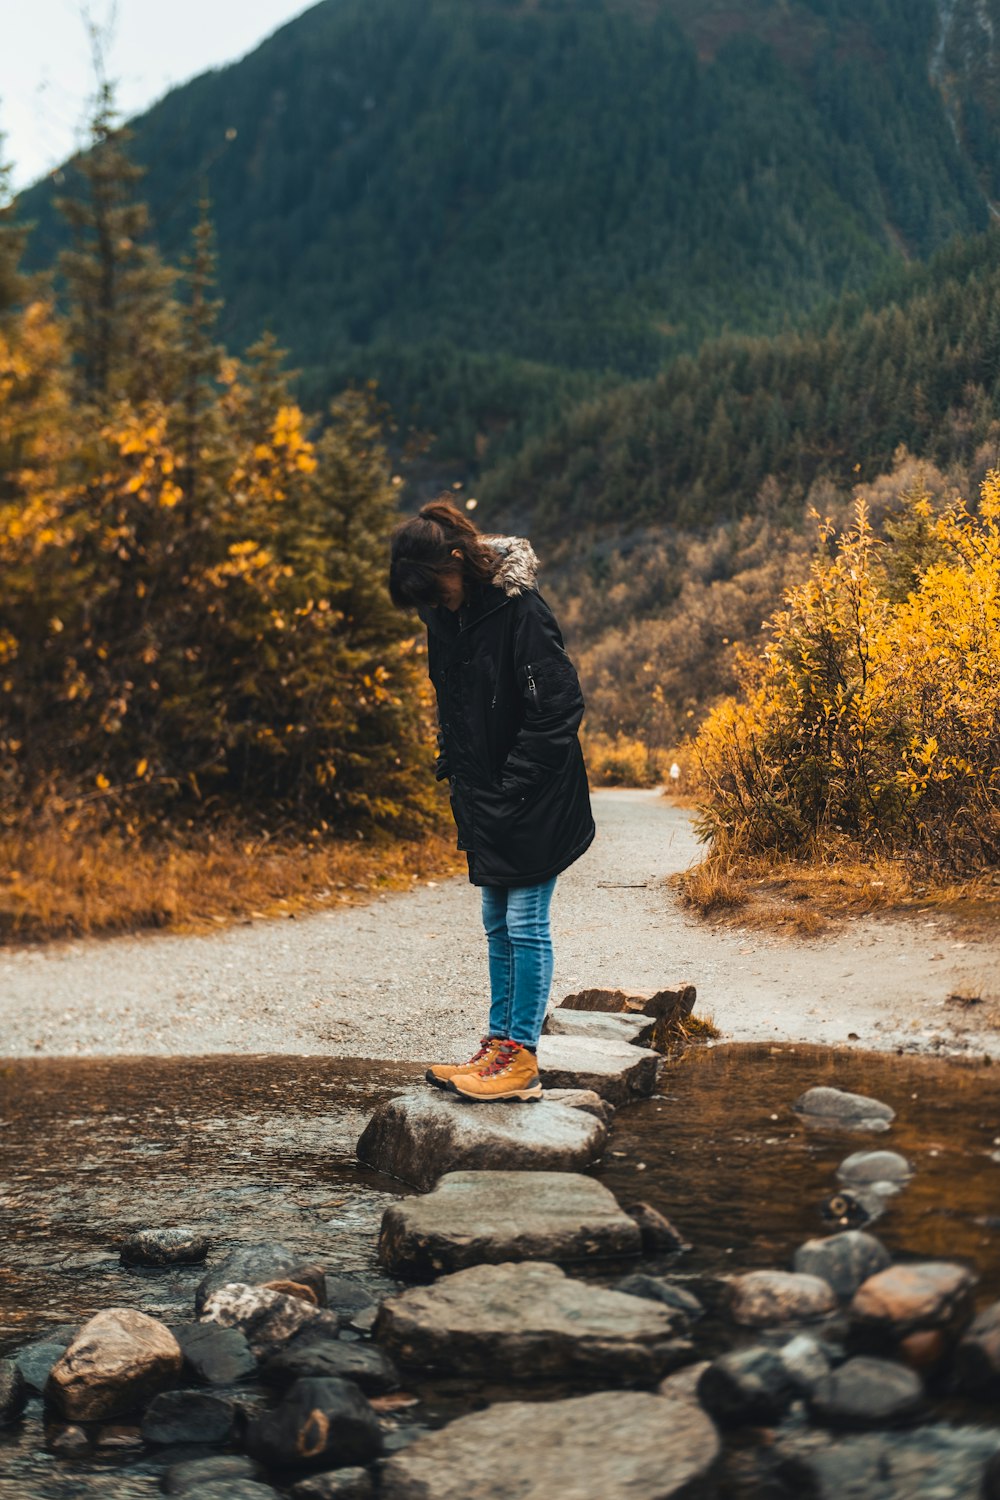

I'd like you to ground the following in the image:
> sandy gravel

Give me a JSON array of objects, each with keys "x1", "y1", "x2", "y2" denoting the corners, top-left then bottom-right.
[{"x1": 1, "y1": 790, "x2": 997, "y2": 1061}]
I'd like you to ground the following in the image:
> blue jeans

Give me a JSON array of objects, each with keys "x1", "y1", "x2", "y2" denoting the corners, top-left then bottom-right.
[{"x1": 481, "y1": 878, "x2": 557, "y2": 1049}]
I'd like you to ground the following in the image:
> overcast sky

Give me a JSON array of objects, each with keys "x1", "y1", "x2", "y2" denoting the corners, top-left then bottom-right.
[{"x1": 2, "y1": 0, "x2": 315, "y2": 192}]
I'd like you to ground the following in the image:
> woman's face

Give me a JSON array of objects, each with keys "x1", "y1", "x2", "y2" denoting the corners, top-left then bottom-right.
[{"x1": 437, "y1": 552, "x2": 465, "y2": 612}]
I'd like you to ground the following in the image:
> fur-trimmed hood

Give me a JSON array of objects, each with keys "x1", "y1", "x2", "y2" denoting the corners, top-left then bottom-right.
[{"x1": 483, "y1": 534, "x2": 539, "y2": 597}]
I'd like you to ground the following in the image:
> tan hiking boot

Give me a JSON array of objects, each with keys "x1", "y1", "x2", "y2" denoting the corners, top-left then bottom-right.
[
  {"x1": 426, "y1": 1036, "x2": 500, "y2": 1091},
  {"x1": 449, "y1": 1040, "x2": 543, "y2": 1102}
]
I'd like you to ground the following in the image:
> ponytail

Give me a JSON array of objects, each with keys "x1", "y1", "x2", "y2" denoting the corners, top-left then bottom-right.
[{"x1": 389, "y1": 495, "x2": 499, "y2": 608}]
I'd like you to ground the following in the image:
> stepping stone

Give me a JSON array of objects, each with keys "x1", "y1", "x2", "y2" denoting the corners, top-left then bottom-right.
[
  {"x1": 849, "y1": 1262, "x2": 978, "y2": 1342},
  {"x1": 374, "y1": 1261, "x2": 692, "y2": 1383},
  {"x1": 729, "y1": 1270, "x2": 838, "y2": 1327},
  {"x1": 356, "y1": 1090, "x2": 608, "y2": 1191},
  {"x1": 542, "y1": 1009, "x2": 655, "y2": 1048},
  {"x1": 378, "y1": 1171, "x2": 641, "y2": 1278},
  {"x1": 793, "y1": 1087, "x2": 895, "y2": 1134},
  {"x1": 793, "y1": 1231, "x2": 892, "y2": 1300},
  {"x1": 558, "y1": 985, "x2": 697, "y2": 1020},
  {"x1": 380, "y1": 1387, "x2": 719, "y2": 1500},
  {"x1": 536, "y1": 1035, "x2": 661, "y2": 1104},
  {"x1": 836, "y1": 1151, "x2": 912, "y2": 1189}
]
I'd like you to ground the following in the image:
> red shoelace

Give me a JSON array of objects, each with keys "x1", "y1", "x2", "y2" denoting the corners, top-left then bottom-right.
[{"x1": 480, "y1": 1041, "x2": 521, "y2": 1077}]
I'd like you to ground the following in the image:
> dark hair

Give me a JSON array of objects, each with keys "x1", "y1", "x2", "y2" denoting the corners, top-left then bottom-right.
[{"x1": 388, "y1": 496, "x2": 499, "y2": 608}]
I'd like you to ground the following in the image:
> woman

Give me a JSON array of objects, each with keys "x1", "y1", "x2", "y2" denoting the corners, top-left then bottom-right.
[{"x1": 389, "y1": 497, "x2": 595, "y2": 1102}]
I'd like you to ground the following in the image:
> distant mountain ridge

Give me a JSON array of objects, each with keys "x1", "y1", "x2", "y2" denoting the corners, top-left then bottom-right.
[{"x1": 15, "y1": 0, "x2": 1000, "y2": 466}]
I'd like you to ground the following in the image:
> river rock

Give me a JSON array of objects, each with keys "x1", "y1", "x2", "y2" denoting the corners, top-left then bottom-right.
[
  {"x1": 48, "y1": 1423, "x2": 91, "y2": 1457},
  {"x1": 808, "y1": 1356, "x2": 923, "y2": 1429},
  {"x1": 542, "y1": 1009, "x2": 656, "y2": 1048},
  {"x1": 162, "y1": 1454, "x2": 265, "y2": 1494},
  {"x1": 793, "y1": 1087, "x2": 895, "y2": 1133},
  {"x1": 46, "y1": 1309, "x2": 182, "y2": 1422},
  {"x1": 200, "y1": 1284, "x2": 340, "y2": 1359},
  {"x1": 956, "y1": 1299, "x2": 1000, "y2": 1390},
  {"x1": 698, "y1": 1347, "x2": 798, "y2": 1425},
  {"x1": 614, "y1": 1274, "x2": 704, "y2": 1321},
  {"x1": 730, "y1": 1270, "x2": 837, "y2": 1327},
  {"x1": 770, "y1": 1423, "x2": 1000, "y2": 1499},
  {"x1": 259, "y1": 1338, "x2": 400, "y2": 1394},
  {"x1": 380, "y1": 1387, "x2": 718, "y2": 1500},
  {"x1": 181, "y1": 1484, "x2": 278, "y2": 1500},
  {"x1": 0, "y1": 1360, "x2": 27, "y2": 1425},
  {"x1": 777, "y1": 1333, "x2": 831, "y2": 1393},
  {"x1": 246, "y1": 1376, "x2": 382, "y2": 1473},
  {"x1": 623, "y1": 1201, "x2": 690, "y2": 1253},
  {"x1": 322, "y1": 1276, "x2": 382, "y2": 1323},
  {"x1": 849, "y1": 1262, "x2": 978, "y2": 1342},
  {"x1": 13, "y1": 1339, "x2": 66, "y2": 1396},
  {"x1": 356, "y1": 1090, "x2": 607, "y2": 1191},
  {"x1": 141, "y1": 1388, "x2": 238, "y2": 1445},
  {"x1": 836, "y1": 1150, "x2": 912, "y2": 1188},
  {"x1": 378, "y1": 1170, "x2": 640, "y2": 1278},
  {"x1": 793, "y1": 1231, "x2": 892, "y2": 1299},
  {"x1": 535, "y1": 1034, "x2": 661, "y2": 1104},
  {"x1": 173, "y1": 1322, "x2": 257, "y2": 1385},
  {"x1": 375, "y1": 1260, "x2": 691, "y2": 1383},
  {"x1": 196, "y1": 1244, "x2": 326, "y2": 1313},
  {"x1": 539, "y1": 1088, "x2": 615, "y2": 1124},
  {"x1": 120, "y1": 1227, "x2": 211, "y2": 1267},
  {"x1": 290, "y1": 1471, "x2": 374, "y2": 1500},
  {"x1": 558, "y1": 985, "x2": 697, "y2": 1020}
]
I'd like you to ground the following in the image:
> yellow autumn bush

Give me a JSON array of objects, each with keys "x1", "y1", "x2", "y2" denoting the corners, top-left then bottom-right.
[{"x1": 694, "y1": 477, "x2": 1000, "y2": 871}]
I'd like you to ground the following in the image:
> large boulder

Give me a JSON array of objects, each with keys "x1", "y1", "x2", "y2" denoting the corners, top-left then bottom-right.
[
  {"x1": 120, "y1": 1227, "x2": 211, "y2": 1267},
  {"x1": 375, "y1": 1260, "x2": 691, "y2": 1383},
  {"x1": 45, "y1": 1309, "x2": 182, "y2": 1421},
  {"x1": 849, "y1": 1263, "x2": 978, "y2": 1344},
  {"x1": 378, "y1": 1170, "x2": 640, "y2": 1279},
  {"x1": 245, "y1": 1376, "x2": 382, "y2": 1474},
  {"x1": 356, "y1": 1090, "x2": 607, "y2": 1191},
  {"x1": 199, "y1": 1284, "x2": 340, "y2": 1359},
  {"x1": 380, "y1": 1387, "x2": 718, "y2": 1500},
  {"x1": 535, "y1": 1034, "x2": 661, "y2": 1104},
  {"x1": 196, "y1": 1244, "x2": 326, "y2": 1314},
  {"x1": 793, "y1": 1087, "x2": 895, "y2": 1133},
  {"x1": 729, "y1": 1270, "x2": 838, "y2": 1327},
  {"x1": 542, "y1": 1010, "x2": 656, "y2": 1049},
  {"x1": 808, "y1": 1357, "x2": 923, "y2": 1430},
  {"x1": 793, "y1": 1231, "x2": 892, "y2": 1300}
]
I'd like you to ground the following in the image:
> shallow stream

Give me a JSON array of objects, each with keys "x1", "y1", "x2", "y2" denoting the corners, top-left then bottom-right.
[{"x1": 1, "y1": 1043, "x2": 998, "y2": 1496}]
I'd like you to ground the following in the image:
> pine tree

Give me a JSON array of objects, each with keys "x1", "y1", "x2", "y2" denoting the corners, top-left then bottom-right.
[
  {"x1": 176, "y1": 197, "x2": 224, "y2": 520},
  {"x1": 0, "y1": 136, "x2": 30, "y2": 319}
]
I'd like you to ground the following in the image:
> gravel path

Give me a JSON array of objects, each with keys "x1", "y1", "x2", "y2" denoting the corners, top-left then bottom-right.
[{"x1": 1, "y1": 790, "x2": 997, "y2": 1060}]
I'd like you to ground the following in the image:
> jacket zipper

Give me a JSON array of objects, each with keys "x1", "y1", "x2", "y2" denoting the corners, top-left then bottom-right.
[{"x1": 526, "y1": 665, "x2": 538, "y2": 704}]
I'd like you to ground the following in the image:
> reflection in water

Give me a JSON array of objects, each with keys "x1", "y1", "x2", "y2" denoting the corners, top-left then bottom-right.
[{"x1": 0, "y1": 1044, "x2": 998, "y2": 1496}]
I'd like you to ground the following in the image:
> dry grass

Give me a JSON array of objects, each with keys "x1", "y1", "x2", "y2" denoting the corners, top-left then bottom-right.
[
  {"x1": 0, "y1": 817, "x2": 465, "y2": 946},
  {"x1": 674, "y1": 837, "x2": 1000, "y2": 936}
]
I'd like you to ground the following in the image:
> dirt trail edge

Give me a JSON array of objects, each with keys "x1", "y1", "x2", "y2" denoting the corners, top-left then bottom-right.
[{"x1": 1, "y1": 790, "x2": 996, "y2": 1060}]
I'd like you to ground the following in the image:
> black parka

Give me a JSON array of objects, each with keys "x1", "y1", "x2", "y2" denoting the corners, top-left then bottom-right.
[{"x1": 419, "y1": 536, "x2": 595, "y2": 888}]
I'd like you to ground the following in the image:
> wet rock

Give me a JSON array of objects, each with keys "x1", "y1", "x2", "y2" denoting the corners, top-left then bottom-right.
[
  {"x1": 375, "y1": 1260, "x2": 691, "y2": 1383},
  {"x1": 14, "y1": 1339, "x2": 69, "y2": 1395},
  {"x1": 318, "y1": 1276, "x2": 376, "y2": 1323},
  {"x1": 289, "y1": 1470, "x2": 375, "y2": 1500},
  {"x1": 956, "y1": 1299, "x2": 1000, "y2": 1391},
  {"x1": 986, "y1": 1450, "x2": 1000, "y2": 1500},
  {"x1": 262, "y1": 1279, "x2": 320, "y2": 1305},
  {"x1": 535, "y1": 1034, "x2": 661, "y2": 1104},
  {"x1": 657, "y1": 1360, "x2": 710, "y2": 1403},
  {"x1": 378, "y1": 1170, "x2": 640, "y2": 1279},
  {"x1": 48, "y1": 1423, "x2": 91, "y2": 1457},
  {"x1": 380, "y1": 1387, "x2": 718, "y2": 1500},
  {"x1": 246, "y1": 1376, "x2": 382, "y2": 1473},
  {"x1": 793, "y1": 1231, "x2": 892, "y2": 1299},
  {"x1": 542, "y1": 1009, "x2": 656, "y2": 1048},
  {"x1": 541, "y1": 1088, "x2": 615, "y2": 1125},
  {"x1": 356, "y1": 1089, "x2": 608, "y2": 1191},
  {"x1": 614, "y1": 1274, "x2": 704, "y2": 1321},
  {"x1": 558, "y1": 984, "x2": 697, "y2": 1020},
  {"x1": 849, "y1": 1262, "x2": 977, "y2": 1343},
  {"x1": 94, "y1": 1421, "x2": 144, "y2": 1452},
  {"x1": 793, "y1": 1086, "x2": 895, "y2": 1133},
  {"x1": 182, "y1": 1483, "x2": 278, "y2": 1500},
  {"x1": 46, "y1": 1308, "x2": 183, "y2": 1422},
  {"x1": 173, "y1": 1322, "x2": 257, "y2": 1385},
  {"x1": 623, "y1": 1201, "x2": 690, "y2": 1253},
  {"x1": 771, "y1": 1423, "x2": 1000, "y2": 1499},
  {"x1": 120, "y1": 1227, "x2": 211, "y2": 1267},
  {"x1": 0, "y1": 1360, "x2": 27, "y2": 1424},
  {"x1": 259, "y1": 1337, "x2": 400, "y2": 1395},
  {"x1": 730, "y1": 1270, "x2": 838, "y2": 1327},
  {"x1": 196, "y1": 1244, "x2": 326, "y2": 1314},
  {"x1": 808, "y1": 1356, "x2": 923, "y2": 1429},
  {"x1": 141, "y1": 1388, "x2": 238, "y2": 1445},
  {"x1": 898, "y1": 1328, "x2": 951, "y2": 1373},
  {"x1": 162, "y1": 1454, "x2": 265, "y2": 1494},
  {"x1": 698, "y1": 1347, "x2": 798, "y2": 1425},
  {"x1": 200, "y1": 1283, "x2": 341, "y2": 1359},
  {"x1": 836, "y1": 1150, "x2": 912, "y2": 1189},
  {"x1": 777, "y1": 1333, "x2": 831, "y2": 1394}
]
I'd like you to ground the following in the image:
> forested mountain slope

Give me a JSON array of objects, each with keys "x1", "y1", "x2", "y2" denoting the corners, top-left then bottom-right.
[{"x1": 16, "y1": 0, "x2": 998, "y2": 462}]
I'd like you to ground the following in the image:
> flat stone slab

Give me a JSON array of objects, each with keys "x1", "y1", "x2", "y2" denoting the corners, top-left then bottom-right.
[
  {"x1": 380, "y1": 1388, "x2": 719, "y2": 1500},
  {"x1": 378, "y1": 1171, "x2": 641, "y2": 1278},
  {"x1": 356, "y1": 1090, "x2": 607, "y2": 1191},
  {"x1": 542, "y1": 1009, "x2": 656, "y2": 1048},
  {"x1": 374, "y1": 1261, "x2": 691, "y2": 1383},
  {"x1": 536, "y1": 1035, "x2": 661, "y2": 1104}
]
